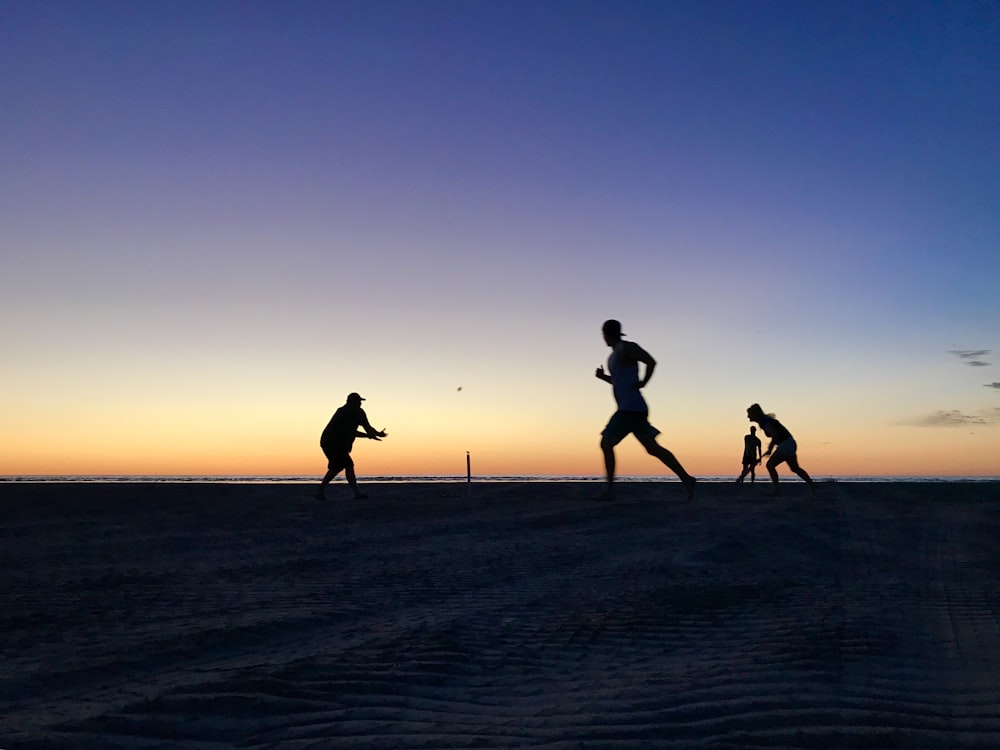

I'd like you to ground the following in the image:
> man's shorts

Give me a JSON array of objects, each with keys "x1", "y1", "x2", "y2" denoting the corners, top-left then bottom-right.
[
  {"x1": 601, "y1": 410, "x2": 661, "y2": 446},
  {"x1": 321, "y1": 442, "x2": 354, "y2": 470}
]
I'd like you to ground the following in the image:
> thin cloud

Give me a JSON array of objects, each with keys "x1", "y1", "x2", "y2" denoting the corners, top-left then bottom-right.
[
  {"x1": 950, "y1": 349, "x2": 992, "y2": 366},
  {"x1": 909, "y1": 410, "x2": 994, "y2": 427},
  {"x1": 985, "y1": 382, "x2": 1000, "y2": 390}
]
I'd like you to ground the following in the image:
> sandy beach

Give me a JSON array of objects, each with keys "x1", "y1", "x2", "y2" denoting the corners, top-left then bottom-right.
[{"x1": 2, "y1": 480, "x2": 1000, "y2": 749}]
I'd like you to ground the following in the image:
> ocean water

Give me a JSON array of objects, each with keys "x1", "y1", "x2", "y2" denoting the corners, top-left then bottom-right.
[{"x1": 2, "y1": 474, "x2": 998, "y2": 483}]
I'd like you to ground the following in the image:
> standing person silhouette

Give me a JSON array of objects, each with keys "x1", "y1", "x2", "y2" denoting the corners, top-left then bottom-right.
[
  {"x1": 595, "y1": 320, "x2": 696, "y2": 500},
  {"x1": 316, "y1": 392, "x2": 387, "y2": 500},
  {"x1": 736, "y1": 425, "x2": 763, "y2": 484},
  {"x1": 746, "y1": 403, "x2": 816, "y2": 495}
]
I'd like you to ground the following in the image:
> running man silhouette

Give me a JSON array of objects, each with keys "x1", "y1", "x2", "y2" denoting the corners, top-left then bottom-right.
[
  {"x1": 316, "y1": 392, "x2": 387, "y2": 500},
  {"x1": 595, "y1": 320, "x2": 696, "y2": 500},
  {"x1": 736, "y1": 425, "x2": 763, "y2": 484},
  {"x1": 746, "y1": 403, "x2": 816, "y2": 495}
]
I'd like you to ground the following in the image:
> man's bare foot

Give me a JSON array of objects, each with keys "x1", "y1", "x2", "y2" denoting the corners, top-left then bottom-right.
[{"x1": 592, "y1": 488, "x2": 615, "y2": 501}]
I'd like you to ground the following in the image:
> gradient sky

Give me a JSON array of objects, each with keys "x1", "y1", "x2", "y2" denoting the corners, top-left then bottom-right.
[{"x1": 3, "y1": 1, "x2": 998, "y2": 477}]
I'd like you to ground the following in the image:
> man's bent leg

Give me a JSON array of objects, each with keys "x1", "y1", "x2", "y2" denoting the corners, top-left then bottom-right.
[
  {"x1": 640, "y1": 435, "x2": 696, "y2": 499},
  {"x1": 344, "y1": 457, "x2": 368, "y2": 499},
  {"x1": 318, "y1": 461, "x2": 345, "y2": 499},
  {"x1": 599, "y1": 413, "x2": 631, "y2": 498},
  {"x1": 600, "y1": 434, "x2": 617, "y2": 491}
]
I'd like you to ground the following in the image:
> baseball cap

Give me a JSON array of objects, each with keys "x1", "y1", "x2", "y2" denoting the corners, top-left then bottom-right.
[{"x1": 602, "y1": 319, "x2": 624, "y2": 336}]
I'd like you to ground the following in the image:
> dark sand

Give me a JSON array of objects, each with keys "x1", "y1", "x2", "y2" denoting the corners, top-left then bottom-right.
[{"x1": 3, "y1": 480, "x2": 1000, "y2": 749}]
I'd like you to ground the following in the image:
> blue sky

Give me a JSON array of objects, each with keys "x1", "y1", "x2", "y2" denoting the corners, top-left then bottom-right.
[{"x1": 2, "y1": 1, "x2": 998, "y2": 476}]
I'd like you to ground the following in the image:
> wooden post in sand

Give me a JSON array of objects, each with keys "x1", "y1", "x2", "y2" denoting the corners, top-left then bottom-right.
[{"x1": 466, "y1": 451, "x2": 472, "y2": 497}]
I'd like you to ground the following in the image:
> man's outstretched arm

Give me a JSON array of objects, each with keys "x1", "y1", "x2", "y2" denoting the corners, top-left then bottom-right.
[{"x1": 358, "y1": 412, "x2": 387, "y2": 440}]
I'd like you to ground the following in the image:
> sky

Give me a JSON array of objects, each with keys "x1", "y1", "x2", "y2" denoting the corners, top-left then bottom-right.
[{"x1": 2, "y1": 0, "x2": 998, "y2": 478}]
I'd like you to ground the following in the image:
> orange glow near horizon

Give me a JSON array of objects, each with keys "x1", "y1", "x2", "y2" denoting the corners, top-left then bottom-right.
[
  {"x1": 3, "y1": 380, "x2": 998, "y2": 478},
  {"x1": 4, "y1": 423, "x2": 998, "y2": 478}
]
